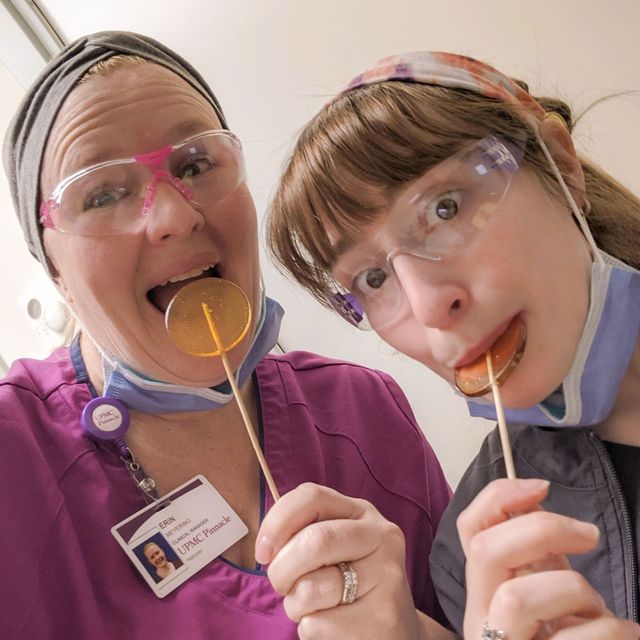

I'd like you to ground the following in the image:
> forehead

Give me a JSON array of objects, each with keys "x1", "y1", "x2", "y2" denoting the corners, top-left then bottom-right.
[{"x1": 42, "y1": 63, "x2": 222, "y2": 188}]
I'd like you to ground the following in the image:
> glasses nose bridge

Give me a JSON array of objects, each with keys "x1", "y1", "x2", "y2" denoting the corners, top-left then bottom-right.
[
  {"x1": 133, "y1": 144, "x2": 173, "y2": 168},
  {"x1": 385, "y1": 246, "x2": 446, "y2": 306},
  {"x1": 133, "y1": 145, "x2": 194, "y2": 216},
  {"x1": 386, "y1": 243, "x2": 440, "y2": 272}
]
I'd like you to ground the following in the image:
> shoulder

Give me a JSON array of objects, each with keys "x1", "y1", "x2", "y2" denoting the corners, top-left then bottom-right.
[
  {"x1": 1, "y1": 346, "x2": 79, "y2": 404},
  {"x1": 260, "y1": 351, "x2": 450, "y2": 514},
  {"x1": 0, "y1": 346, "x2": 93, "y2": 482},
  {"x1": 260, "y1": 350, "x2": 419, "y2": 423}
]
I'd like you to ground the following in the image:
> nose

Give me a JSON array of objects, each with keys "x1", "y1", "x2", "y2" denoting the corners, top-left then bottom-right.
[
  {"x1": 143, "y1": 175, "x2": 205, "y2": 244},
  {"x1": 390, "y1": 252, "x2": 468, "y2": 329}
]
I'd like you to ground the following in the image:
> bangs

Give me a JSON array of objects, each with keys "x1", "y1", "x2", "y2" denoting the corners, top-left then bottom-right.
[{"x1": 268, "y1": 82, "x2": 538, "y2": 306}]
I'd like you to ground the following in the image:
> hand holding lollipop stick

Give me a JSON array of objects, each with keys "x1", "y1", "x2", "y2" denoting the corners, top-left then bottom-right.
[
  {"x1": 166, "y1": 278, "x2": 280, "y2": 502},
  {"x1": 456, "y1": 319, "x2": 565, "y2": 639}
]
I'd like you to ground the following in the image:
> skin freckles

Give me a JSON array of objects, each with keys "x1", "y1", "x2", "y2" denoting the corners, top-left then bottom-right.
[{"x1": 41, "y1": 64, "x2": 260, "y2": 388}]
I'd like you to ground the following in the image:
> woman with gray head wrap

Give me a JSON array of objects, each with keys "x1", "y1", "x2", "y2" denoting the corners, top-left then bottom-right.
[
  {"x1": 4, "y1": 31, "x2": 227, "y2": 274},
  {"x1": 0, "y1": 31, "x2": 452, "y2": 640}
]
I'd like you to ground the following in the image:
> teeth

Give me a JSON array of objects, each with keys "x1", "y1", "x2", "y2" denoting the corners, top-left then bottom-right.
[{"x1": 163, "y1": 263, "x2": 214, "y2": 285}]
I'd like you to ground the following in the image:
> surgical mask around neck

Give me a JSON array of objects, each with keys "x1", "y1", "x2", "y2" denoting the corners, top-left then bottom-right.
[
  {"x1": 466, "y1": 250, "x2": 640, "y2": 427},
  {"x1": 100, "y1": 293, "x2": 284, "y2": 414}
]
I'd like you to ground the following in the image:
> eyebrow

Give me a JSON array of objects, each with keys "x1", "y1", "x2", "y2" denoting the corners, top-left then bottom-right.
[{"x1": 331, "y1": 237, "x2": 353, "y2": 260}]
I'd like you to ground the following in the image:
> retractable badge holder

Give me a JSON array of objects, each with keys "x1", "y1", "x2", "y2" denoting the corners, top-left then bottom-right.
[
  {"x1": 81, "y1": 392, "x2": 160, "y2": 502},
  {"x1": 77, "y1": 279, "x2": 270, "y2": 597}
]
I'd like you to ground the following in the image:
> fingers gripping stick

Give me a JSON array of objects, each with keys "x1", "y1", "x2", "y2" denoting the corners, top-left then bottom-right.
[{"x1": 485, "y1": 350, "x2": 562, "y2": 639}]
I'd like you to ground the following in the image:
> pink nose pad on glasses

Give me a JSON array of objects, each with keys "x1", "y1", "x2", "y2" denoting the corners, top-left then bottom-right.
[{"x1": 133, "y1": 146, "x2": 195, "y2": 216}]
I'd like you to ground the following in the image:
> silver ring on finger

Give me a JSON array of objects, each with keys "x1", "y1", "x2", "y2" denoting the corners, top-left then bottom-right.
[
  {"x1": 337, "y1": 561, "x2": 358, "y2": 605},
  {"x1": 481, "y1": 621, "x2": 506, "y2": 640}
]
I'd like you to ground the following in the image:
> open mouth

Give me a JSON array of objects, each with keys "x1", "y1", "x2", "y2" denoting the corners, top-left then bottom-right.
[
  {"x1": 454, "y1": 315, "x2": 527, "y2": 397},
  {"x1": 147, "y1": 263, "x2": 222, "y2": 313}
]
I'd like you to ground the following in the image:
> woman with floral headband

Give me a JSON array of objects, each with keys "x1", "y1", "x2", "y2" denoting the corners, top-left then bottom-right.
[{"x1": 267, "y1": 52, "x2": 640, "y2": 639}]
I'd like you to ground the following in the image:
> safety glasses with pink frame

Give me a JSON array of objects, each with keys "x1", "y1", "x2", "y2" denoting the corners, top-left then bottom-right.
[{"x1": 40, "y1": 129, "x2": 245, "y2": 236}]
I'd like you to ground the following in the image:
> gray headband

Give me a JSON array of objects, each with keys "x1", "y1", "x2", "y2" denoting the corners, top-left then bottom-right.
[{"x1": 2, "y1": 30, "x2": 228, "y2": 274}]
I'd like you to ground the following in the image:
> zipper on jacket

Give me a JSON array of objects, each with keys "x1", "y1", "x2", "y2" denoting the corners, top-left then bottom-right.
[{"x1": 590, "y1": 431, "x2": 638, "y2": 622}]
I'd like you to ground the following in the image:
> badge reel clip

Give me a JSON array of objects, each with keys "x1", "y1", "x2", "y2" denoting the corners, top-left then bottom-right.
[{"x1": 81, "y1": 392, "x2": 161, "y2": 503}]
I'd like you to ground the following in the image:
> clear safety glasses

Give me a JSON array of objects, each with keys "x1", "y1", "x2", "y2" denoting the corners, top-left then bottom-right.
[
  {"x1": 331, "y1": 135, "x2": 525, "y2": 330},
  {"x1": 40, "y1": 129, "x2": 245, "y2": 236}
]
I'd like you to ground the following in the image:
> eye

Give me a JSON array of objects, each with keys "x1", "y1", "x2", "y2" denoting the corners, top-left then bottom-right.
[
  {"x1": 435, "y1": 196, "x2": 459, "y2": 220},
  {"x1": 83, "y1": 186, "x2": 128, "y2": 211},
  {"x1": 175, "y1": 154, "x2": 215, "y2": 181},
  {"x1": 353, "y1": 266, "x2": 390, "y2": 296},
  {"x1": 425, "y1": 190, "x2": 463, "y2": 222}
]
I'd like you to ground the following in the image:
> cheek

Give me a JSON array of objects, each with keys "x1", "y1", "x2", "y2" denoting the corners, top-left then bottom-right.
[
  {"x1": 377, "y1": 322, "x2": 436, "y2": 370},
  {"x1": 213, "y1": 187, "x2": 256, "y2": 229},
  {"x1": 46, "y1": 235, "x2": 137, "y2": 312}
]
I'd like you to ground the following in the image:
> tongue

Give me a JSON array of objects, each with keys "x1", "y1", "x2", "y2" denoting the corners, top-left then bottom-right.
[{"x1": 150, "y1": 275, "x2": 213, "y2": 313}]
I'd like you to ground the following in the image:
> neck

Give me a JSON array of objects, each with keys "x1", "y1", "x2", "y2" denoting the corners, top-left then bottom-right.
[
  {"x1": 597, "y1": 338, "x2": 640, "y2": 445},
  {"x1": 123, "y1": 376, "x2": 260, "y2": 498},
  {"x1": 81, "y1": 332, "x2": 105, "y2": 394}
]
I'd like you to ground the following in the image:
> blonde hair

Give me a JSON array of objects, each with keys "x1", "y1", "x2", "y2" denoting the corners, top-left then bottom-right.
[
  {"x1": 143, "y1": 542, "x2": 161, "y2": 555},
  {"x1": 79, "y1": 54, "x2": 150, "y2": 82},
  {"x1": 268, "y1": 82, "x2": 640, "y2": 308}
]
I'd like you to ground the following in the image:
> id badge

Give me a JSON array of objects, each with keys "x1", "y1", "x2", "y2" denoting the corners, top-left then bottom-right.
[{"x1": 112, "y1": 475, "x2": 248, "y2": 597}]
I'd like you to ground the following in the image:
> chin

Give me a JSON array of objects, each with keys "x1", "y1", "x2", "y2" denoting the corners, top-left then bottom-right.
[
  {"x1": 499, "y1": 371, "x2": 563, "y2": 410},
  {"x1": 154, "y1": 340, "x2": 252, "y2": 387},
  {"x1": 152, "y1": 359, "x2": 228, "y2": 387}
]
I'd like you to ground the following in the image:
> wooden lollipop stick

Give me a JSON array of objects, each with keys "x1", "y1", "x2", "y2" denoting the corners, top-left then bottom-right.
[
  {"x1": 485, "y1": 350, "x2": 517, "y2": 479},
  {"x1": 486, "y1": 354, "x2": 559, "y2": 638},
  {"x1": 202, "y1": 303, "x2": 281, "y2": 501}
]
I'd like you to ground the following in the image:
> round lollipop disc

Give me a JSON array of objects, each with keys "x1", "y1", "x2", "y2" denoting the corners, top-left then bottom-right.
[
  {"x1": 165, "y1": 278, "x2": 252, "y2": 356},
  {"x1": 455, "y1": 317, "x2": 526, "y2": 397}
]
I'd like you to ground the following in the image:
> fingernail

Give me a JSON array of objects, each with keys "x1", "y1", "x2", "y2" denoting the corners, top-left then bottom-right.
[
  {"x1": 255, "y1": 536, "x2": 275, "y2": 565},
  {"x1": 573, "y1": 521, "x2": 599, "y2": 541},
  {"x1": 515, "y1": 479, "x2": 550, "y2": 491}
]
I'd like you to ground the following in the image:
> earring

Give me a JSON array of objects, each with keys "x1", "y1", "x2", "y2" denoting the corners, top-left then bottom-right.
[{"x1": 582, "y1": 199, "x2": 592, "y2": 216}]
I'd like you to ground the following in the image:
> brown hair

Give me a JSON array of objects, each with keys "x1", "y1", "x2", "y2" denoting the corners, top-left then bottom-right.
[{"x1": 267, "y1": 82, "x2": 640, "y2": 309}]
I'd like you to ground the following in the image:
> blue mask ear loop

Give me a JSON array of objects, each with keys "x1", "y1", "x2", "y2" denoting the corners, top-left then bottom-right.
[
  {"x1": 81, "y1": 379, "x2": 161, "y2": 504},
  {"x1": 532, "y1": 123, "x2": 603, "y2": 266}
]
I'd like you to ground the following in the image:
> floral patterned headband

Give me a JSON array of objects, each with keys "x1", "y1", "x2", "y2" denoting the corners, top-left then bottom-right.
[{"x1": 333, "y1": 51, "x2": 546, "y2": 123}]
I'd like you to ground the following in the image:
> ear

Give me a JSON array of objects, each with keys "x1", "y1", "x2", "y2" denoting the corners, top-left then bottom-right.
[{"x1": 538, "y1": 115, "x2": 587, "y2": 207}]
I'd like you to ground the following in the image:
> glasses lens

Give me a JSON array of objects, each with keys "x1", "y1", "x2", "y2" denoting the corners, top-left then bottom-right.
[
  {"x1": 169, "y1": 132, "x2": 245, "y2": 207},
  {"x1": 332, "y1": 136, "x2": 522, "y2": 329},
  {"x1": 57, "y1": 162, "x2": 146, "y2": 235},
  {"x1": 390, "y1": 136, "x2": 521, "y2": 259},
  {"x1": 51, "y1": 132, "x2": 245, "y2": 236},
  {"x1": 333, "y1": 257, "x2": 405, "y2": 331}
]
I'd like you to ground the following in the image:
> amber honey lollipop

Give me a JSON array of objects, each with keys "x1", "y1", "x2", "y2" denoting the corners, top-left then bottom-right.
[
  {"x1": 455, "y1": 317, "x2": 526, "y2": 398},
  {"x1": 166, "y1": 278, "x2": 280, "y2": 501}
]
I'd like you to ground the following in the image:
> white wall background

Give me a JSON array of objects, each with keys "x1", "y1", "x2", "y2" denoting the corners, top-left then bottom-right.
[{"x1": 1, "y1": 0, "x2": 639, "y2": 486}]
